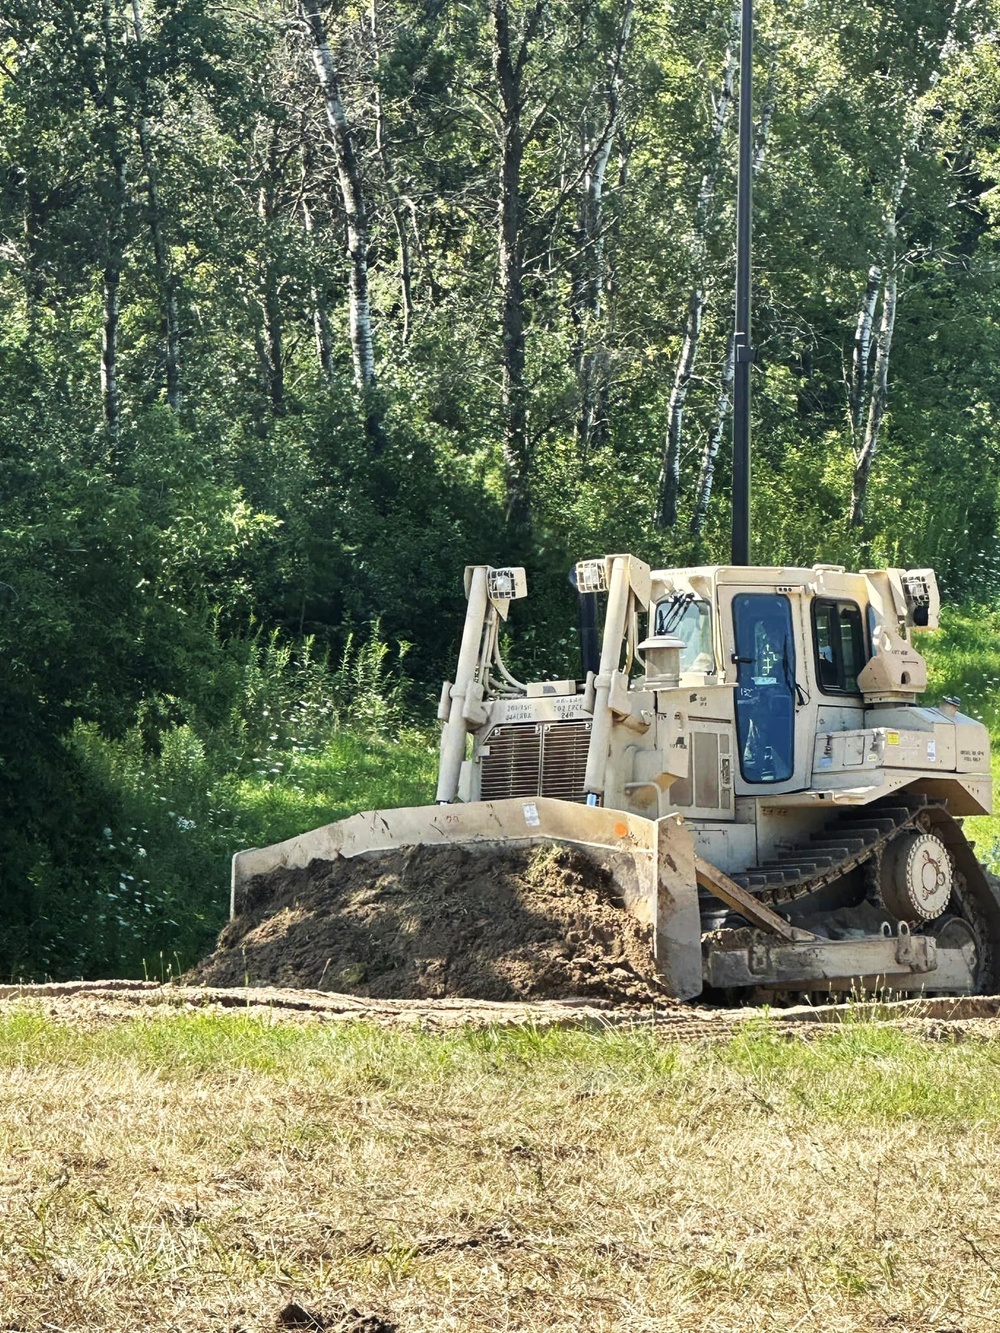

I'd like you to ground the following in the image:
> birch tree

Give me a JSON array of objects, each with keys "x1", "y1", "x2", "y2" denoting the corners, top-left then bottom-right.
[
  {"x1": 689, "y1": 330, "x2": 734, "y2": 536},
  {"x1": 848, "y1": 0, "x2": 966, "y2": 530},
  {"x1": 130, "y1": 0, "x2": 182, "y2": 412},
  {"x1": 300, "y1": 0, "x2": 378, "y2": 399},
  {"x1": 849, "y1": 266, "x2": 896, "y2": 527},
  {"x1": 96, "y1": 0, "x2": 129, "y2": 439},
  {"x1": 256, "y1": 121, "x2": 291, "y2": 415},
  {"x1": 54, "y1": 0, "x2": 134, "y2": 440},
  {"x1": 848, "y1": 264, "x2": 881, "y2": 442},
  {"x1": 299, "y1": 149, "x2": 336, "y2": 382},
  {"x1": 369, "y1": 0, "x2": 414, "y2": 345},
  {"x1": 572, "y1": 0, "x2": 634, "y2": 452},
  {"x1": 653, "y1": 2, "x2": 739, "y2": 530}
]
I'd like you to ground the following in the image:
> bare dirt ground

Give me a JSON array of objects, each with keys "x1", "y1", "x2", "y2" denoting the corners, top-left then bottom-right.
[{"x1": 7, "y1": 977, "x2": 1000, "y2": 1041}]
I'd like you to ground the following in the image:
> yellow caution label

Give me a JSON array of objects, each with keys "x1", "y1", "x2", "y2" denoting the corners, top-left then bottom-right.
[{"x1": 886, "y1": 731, "x2": 900, "y2": 745}]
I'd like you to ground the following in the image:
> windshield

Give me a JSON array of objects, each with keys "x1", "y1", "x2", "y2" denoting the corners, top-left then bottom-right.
[{"x1": 653, "y1": 595, "x2": 714, "y2": 674}]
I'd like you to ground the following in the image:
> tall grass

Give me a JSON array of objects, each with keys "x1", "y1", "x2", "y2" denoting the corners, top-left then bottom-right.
[
  {"x1": 64, "y1": 626, "x2": 436, "y2": 980},
  {"x1": 922, "y1": 603, "x2": 1000, "y2": 867}
]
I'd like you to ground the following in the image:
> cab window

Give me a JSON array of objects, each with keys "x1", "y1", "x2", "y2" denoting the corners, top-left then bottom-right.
[
  {"x1": 813, "y1": 599, "x2": 866, "y2": 694},
  {"x1": 654, "y1": 596, "x2": 714, "y2": 673}
]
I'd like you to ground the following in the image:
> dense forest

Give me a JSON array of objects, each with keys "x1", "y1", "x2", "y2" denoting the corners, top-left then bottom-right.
[{"x1": 1, "y1": 0, "x2": 1000, "y2": 977}]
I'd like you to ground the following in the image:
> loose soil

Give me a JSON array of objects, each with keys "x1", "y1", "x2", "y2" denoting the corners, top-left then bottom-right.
[
  {"x1": 189, "y1": 843, "x2": 668, "y2": 1003},
  {"x1": 0, "y1": 980, "x2": 998, "y2": 1041}
]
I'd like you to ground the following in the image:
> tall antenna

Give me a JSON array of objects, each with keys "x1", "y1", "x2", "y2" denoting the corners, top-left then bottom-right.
[{"x1": 731, "y1": 0, "x2": 754, "y2": 566}]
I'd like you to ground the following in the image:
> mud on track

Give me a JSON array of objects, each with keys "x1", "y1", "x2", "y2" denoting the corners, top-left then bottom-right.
[{"x1": 4, "y1": 980, "x2": 1000, "y2": 1041}]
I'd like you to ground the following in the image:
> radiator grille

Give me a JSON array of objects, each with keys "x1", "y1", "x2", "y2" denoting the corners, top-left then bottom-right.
[
  {"x1": 540, "y1": 721, "x2": 593, "y2": 801},
  {"x1": 479, "y1": 721, "x2": 592, "y2": 802}
]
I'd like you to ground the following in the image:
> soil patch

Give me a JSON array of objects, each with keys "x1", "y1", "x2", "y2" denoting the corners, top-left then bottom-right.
[
  {"x1": 0, "y1": 980, "x2": 998, "y2": 1041},
  {"x1": 188, "y1": 843, "x2": 670, "y2": 1003}
]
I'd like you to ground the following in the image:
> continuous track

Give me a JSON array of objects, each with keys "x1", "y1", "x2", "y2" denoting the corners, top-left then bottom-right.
[
  {"x1": 718, "y1": 794, "x2": 1000, "y2": 992},
  {"x1": 731, "y1": 795, "x2": 931, "y2": 908}
]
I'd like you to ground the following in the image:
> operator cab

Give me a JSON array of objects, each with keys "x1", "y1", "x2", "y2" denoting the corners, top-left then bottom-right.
[{"x1": 648, "y1": 563, "x2": 941, "y2": 801}]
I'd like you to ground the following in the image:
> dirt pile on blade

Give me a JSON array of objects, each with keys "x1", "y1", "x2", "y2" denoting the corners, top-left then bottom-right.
[{"x1": 189, "y1": 843, "x2": 669, "y2": 1003}]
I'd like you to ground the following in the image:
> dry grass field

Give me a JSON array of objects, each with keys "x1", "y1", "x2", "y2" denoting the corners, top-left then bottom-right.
[{"x1": 0, "y1": 995, "x2": 998, "y2": 1333}]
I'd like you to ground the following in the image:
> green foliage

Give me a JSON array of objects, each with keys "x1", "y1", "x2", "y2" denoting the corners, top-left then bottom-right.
[
  {"x1": 1, "y1": 0, "x2": 1000, "y2": 977},
  {"x1": 62, "y1": 720, "x2": 435, "y2": 981},
  {"x1": 923, "y1": 605, "x2": 1000, "y2": 734},
  {"x1": 57, "y1": 624, "x2": 434, "y2": 981},
  {"x1": 921, "y1": 604, "x2": 1000, "y2": 869}
]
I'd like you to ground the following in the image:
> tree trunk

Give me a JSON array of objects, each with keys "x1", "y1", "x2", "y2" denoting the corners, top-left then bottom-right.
[
  {"x1": 850, "y1": 270, "x2": 896, "y2": 528},
  {"x1": 656, "y1": 286, "x2": 703, "y2": 527},
  {"x1": 22, "y1": 189, "x2": 45, "y2": 315},
  {"x1": 849, "y1": 264, "x2": 881, "y2": 442},
  {"x1": 100, "y1": 0, "x2": 126, "y2": 441},
  {"x1": 370, "y1": 0, "x2": 413, "y2": 344},
  {"x1": 130, "y1": 0, "x2": 180, "y2": 412},
  {"x1": 493, "y1": 0, "x2": 544, "y2": 528},
  {"x1": 653, "y1": 8, "x2": 738, "y2": 529},
  {"x1": 847, "y1": 140, "x2": 909, "y2": 528},
  {"x1": 573, "y1": 0, "x2": 633, "y2": 452},
  {"x1": 146, "y1": 131, "x2": 182, "y2": 413},
  {"x1": 689, "y1": 331, "x2": 734, "y2": 536},
  {"x1": 847, "y1": 0, "x2": 961, "y2": 529},
  {"x1": 301, "y1": 190, "x2": 336, "y2": 382},
  {"x1": 849, "y1": 169, "x2": 902, "y2": 529},
  {"x1": 258, "y1": 126, "x2": 285, "y2": 415},
  {"x1": 300, "y1": 0, "x2": 377, "y2": 399},
  {"x1": 101, "y1": 248, "x2": 122, "y2": 436},
  {"x1": 258, "y1": 275, "x2": 285, "y2": 415}
]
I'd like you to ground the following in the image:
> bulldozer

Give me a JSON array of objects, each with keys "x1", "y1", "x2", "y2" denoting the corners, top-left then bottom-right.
[
  {"x1": 231, "y1": 553, "x2": 1000, "y2": 1000},
  {"x1": 230, "y1": 1, "x2": 1000, "y2": 1001}
]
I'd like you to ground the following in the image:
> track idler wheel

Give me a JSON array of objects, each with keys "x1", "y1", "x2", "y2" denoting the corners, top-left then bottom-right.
[
  {"x1": 922, "y1": 805, "x2": 1000, "y2": 993},
  {"x1": 880, "y1": 830, "x2": 953, "y2": 922}
]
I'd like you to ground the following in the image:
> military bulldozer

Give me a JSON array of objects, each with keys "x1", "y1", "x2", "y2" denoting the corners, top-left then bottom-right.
[
  {"x1": 231, "y1": 0, "x2": 999, "y2": 1001},
  {"x1": 232, "y1": 553, "x2": 1000, "y2": 1000}
]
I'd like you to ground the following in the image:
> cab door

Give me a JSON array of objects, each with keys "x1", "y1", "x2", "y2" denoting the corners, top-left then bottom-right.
[{"x1": 730, "y1": 592, "x2": 799, "y2": 787}]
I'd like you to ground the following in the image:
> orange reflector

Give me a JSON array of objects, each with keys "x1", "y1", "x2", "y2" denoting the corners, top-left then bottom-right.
[{"x1": 614, "y1": 821, "x2": 629, "y2": 838}]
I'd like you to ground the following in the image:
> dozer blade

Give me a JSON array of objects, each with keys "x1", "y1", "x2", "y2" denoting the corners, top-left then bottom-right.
[{"x1": 232, "y1": 798, "x2": 704, "y2": 1000}]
